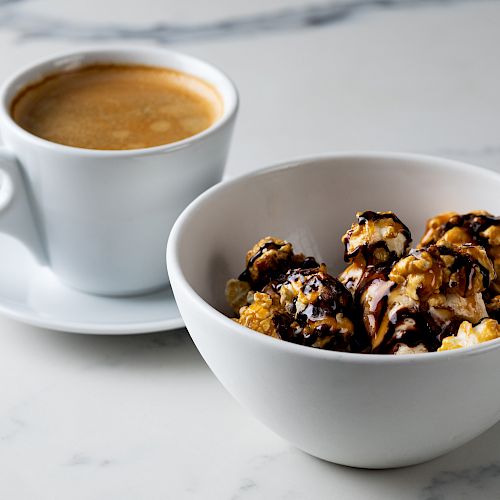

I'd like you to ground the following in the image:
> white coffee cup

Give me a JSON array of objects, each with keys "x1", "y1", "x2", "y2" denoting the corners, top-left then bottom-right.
[{"x1": 0, "y1": 47, "x2": 238, "y2": 296}]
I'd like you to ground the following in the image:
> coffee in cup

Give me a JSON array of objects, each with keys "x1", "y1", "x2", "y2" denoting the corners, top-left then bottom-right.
[{"x1": 11, "y1": 64, "x2": 223, "y2": 150}]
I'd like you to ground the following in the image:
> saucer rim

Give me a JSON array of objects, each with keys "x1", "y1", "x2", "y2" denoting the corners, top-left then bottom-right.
[
  {"x1": 0, "y1": 299, "x2": 185, "y2": 334},
  {"x1": 0, "y1": 237, "x2": 185, "y2": 334}
]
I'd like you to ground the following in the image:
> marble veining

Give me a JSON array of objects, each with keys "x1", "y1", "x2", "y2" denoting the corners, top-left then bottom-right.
[
  {"x1": 66, "y1": 452, "x2": 113, "y2": 467},
  {"x1": 0, "y1": 0, "x2": 494, "y2": 44},
  {"x1": 230, "y1": 478, "x2": 258, "y2": 500},
  {"x1": 0, "y1": 415, "x2": 25, "y2": 442},
  {"x1": 66, "y1": 452, "x2": 92, "y2": 466},
  {"x1": 421, "y1": 463, "x2": 500, "y2": 500}
]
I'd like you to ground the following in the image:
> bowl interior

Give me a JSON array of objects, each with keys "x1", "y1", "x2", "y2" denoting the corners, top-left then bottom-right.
[{"x1": 174, "y1": 154, "x2": 500, "y2": 316}]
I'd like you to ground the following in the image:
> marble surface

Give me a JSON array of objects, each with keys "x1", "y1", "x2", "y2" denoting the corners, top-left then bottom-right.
[{"x1": 1, "y1": 0, "x2": 500, "y2": 498}]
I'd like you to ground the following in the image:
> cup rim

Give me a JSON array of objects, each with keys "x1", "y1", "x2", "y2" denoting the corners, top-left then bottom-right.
[
  {"x1": 0, "y1": 45, "x2": 239, "y2": 157},
  {"x1": 167, "y1": 151, "x2": 500, "y2": 364}
]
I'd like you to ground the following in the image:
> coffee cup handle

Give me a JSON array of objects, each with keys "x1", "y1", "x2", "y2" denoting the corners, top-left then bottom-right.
[{"x1": 0, "y1": 146, "x2": 47, "y2": 263}]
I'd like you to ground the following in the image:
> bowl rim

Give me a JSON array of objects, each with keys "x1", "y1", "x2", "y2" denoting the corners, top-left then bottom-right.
[{"x1": 167, "y1": 151, "x2": 500, "y2": 364}]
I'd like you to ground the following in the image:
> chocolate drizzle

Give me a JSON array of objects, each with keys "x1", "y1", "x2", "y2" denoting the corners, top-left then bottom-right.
[
  {"x1": 429, "y1": 244, "x2": 491, "y2": 294},
  {"x1": 230, "y1": 210, "x2": 500, "y2": 354},
  {"x1": 357, "y1": 210, "x2": 411, "y2": 229},
  {"x1": 442, "y1": 213, "x2": 500, "y2": 246},
  {"x1": 238, "y1": 239, "x2": 318, "y2": 289},
  {"x1": 267, "y1": 267, "x2": 356, "y2": 351},
  {"x1": 238, "y1": 241, "x2": 282, "y2": 284},
  {"x1": 343, "y1": 211, "x2": 412, "y2": 263},
  {"x1": 356, "y1": 243, "x2": 494, "y2": 353},
  {"x1": 242, "y1": 241, "x2": 282, "y2": 276}
]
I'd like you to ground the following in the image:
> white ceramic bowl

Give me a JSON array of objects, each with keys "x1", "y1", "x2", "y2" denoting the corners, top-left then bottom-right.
[{"x1": 167, "y1": 152, "x2": 500, "y2": 469}]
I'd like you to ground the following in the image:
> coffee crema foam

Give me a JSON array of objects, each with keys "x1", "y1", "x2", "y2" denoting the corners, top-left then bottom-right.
[{"x1": 11, "y1": 64, "x2": 223, "y2": 150}]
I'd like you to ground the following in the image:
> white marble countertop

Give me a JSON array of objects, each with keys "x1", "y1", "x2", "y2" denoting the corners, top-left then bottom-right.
[{"x1": 1, "y1": 0, "x2": 500, "y2": 498}]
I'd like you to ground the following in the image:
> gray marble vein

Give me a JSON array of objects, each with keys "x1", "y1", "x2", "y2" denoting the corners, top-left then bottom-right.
[
  {"x1": 66, "y1": 452, "x2": 114, "y2": 467},
  {"x1": 230, "y1": 478, "x2": 258, "y2": 500},
  {"x1": 420, "y1": 463, "x2": 500, "y2": 500},
  {"x1": 0, "y1": 0, "x2": 497, "y2": 44},
  {"x1": 0, "y1": 415, "x2": 25, "y2": 441},
  {"x1": 66, "y1": 452, "x2": 91, "y2": 466}
]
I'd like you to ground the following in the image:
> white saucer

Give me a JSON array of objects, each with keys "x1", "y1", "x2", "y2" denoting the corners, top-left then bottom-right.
[{"x1": 0, "y1": 235, "x2": 184, "y2": 334}]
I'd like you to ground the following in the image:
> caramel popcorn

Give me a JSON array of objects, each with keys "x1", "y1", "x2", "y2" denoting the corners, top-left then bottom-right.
[
  {"x1": 486, "y1": 295, "x2": 500, "y2": 321},
  {"x1": 238, "y1": 236, "x2": 318, "y2": 290},
  {"x1": 360, "y1": 243, "x2": 494, "y2": 353},
  {"x1": 419, "y1": 211, "x2": 500, "y2": 295},
  {"x1": 225, "y1": 278, "x2": 252, "y2": 313},
  {"x1": 343, "y1": 211, "x2": 411, "y2": 263},
  {"x1": 225, "y1": 236, "x2": 319, "y2": 315},
  {"x1": 438, "y1": 318, "x2": 500, "y2": 351},
  {"x1": 394, "y1": 343, "x2": 428, "y2": 355},
  {"x1": 389, "y1": 248, "x2": 444, "y2": 301},
  {"x1": 233, "y1": 265, "x2": 357, "y2": 351},
  {"x1": 340, "y1": 211, "x2": 411, "y2": 295},
  {"x1": 390, "y1": 243, "x2": 493, "y2": 302},
  {"x1": 242, "y1": 237, "x2": 294, "y2": 287},
  {"x1": 237, "y1": 292, "x2": 282, "y2": 339},
  {"x1": 226, "y1": 209, "x2": 500, "y2": 355},
  {"x1": 266, "y1": 267, "x2": 356, "y2": 350}
]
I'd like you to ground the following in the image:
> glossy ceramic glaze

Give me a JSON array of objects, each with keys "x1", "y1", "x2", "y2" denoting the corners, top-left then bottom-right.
[
  {"x1": 0, "y1": 47, "x2": 238, "y2": 295},
  {"x1": 167, "y1": 152, "x2": 500, "y2": 468},
  {"x1": 0, "y1": 233, "x2": 182, "y2": 334}
]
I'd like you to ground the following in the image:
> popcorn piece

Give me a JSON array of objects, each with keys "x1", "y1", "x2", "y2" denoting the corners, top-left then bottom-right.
[
  {"x1": 339, "y1": 211, "x2": 421, "y2": 353},
  {"x1": 225, "y1": 278, "x2": 252, "y2": 314},
  {"x1": 389, "y1": 248, "x2": 444, "y2": 301},
  {"x1": 338, "y1": 259, "x2": 366, "y2": 296},
  {"x1": 340, "y1": 211, "x2": 411, "y2": 295},
  {"x1": 342, "y1": 211, "x2": 411, "y2": 264},
  {"x1": 438, "y1": 318, "x2": 500, "y2": 351},
  {"x1": 268, "y1": 266, "x2": 356, "y2": 351},
  {"x1": 241, "y1": 236, "x2": 293, "y2": 288},
  {"x1": 237, "y1": 292, "x2": 282, "y2": 339},
  {"x1": 361, "y1": 277, "x2": 434, "y2": 353},
  {"x1": 235, "y1": 266, "x2": 357, "y2": 351},
  {"x1": 390, "y1": 243, "x2": 494, "y2": 301},
  {"x1": 235, "y1": 267, "x2": 357, "y2": 352},
  {"x1": 394, "y1": 343, "x2": 428, "y2": 355},
  {"x1": 237, "y1": 236, "x2": 318, "y2": 290},
  {"x1": 486, "y1": 295, "x2": 500, "y2": 321},
  {"x1": 227, "y1": 236, "x2": 320, "y2": 317},
  {"x1": 419, "y1": 211, "x2": 463, "y2": 247},
  {"x1": 419, "y1": 211, "x2": 500, "y2": 295}
]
